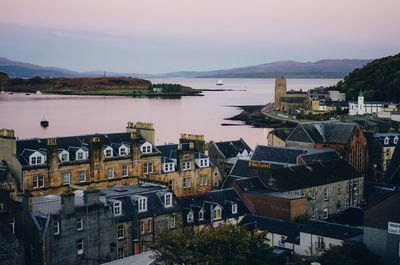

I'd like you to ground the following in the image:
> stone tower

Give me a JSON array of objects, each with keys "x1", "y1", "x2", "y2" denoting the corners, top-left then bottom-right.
[{"x1": 274, "y1": 77, "x2": 287, "y2": 110}]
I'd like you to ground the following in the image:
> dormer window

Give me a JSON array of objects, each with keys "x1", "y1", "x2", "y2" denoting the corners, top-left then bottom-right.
[
  {"x1": 384, "y1": 137, "x2": 389, "y2": 145},
  {"x1": 232, "y1": 203, "x2": 237, "y2": 214},
  {"x1": 199, "y1": 209, "x2": 204, "y2": 220},
  {"x1": 30, "y1": 152, "x2": 45, "y2": 165},
  {"x1": 104, "y1": 146, "x2": 113, "y2": 158},
  {"x1": 187, "y1": 211, "x2": 194, "y2": 223},
  {"x1": 138, "y1": 197, "x2": 147, "y2": 212},
  {"x1": 120, "y1": 147, "x2": 127, "y2": 156},
  {"x1": 59, "y1": 151, "x2": 69, "y2": 162},
  {"x1": 75, "y1": 149, "x2": 87, "y2": 160},
  {"x1": 183, "y1": 161, "x2": 191, "y2": 171},
  {"x1": 394, "y1": 136, "x2": 399, "y2": 144},
  {"x1": 141, "y1": 142, "x2": 152, "y2": 154},
  {"x1": 213, "y1": 206, "x2": 222, "y2": 220},
  {"x1": 113, "y1": 201, "x2": 122, "y2": 216},
  {"x1": 164, "y1": 193, "x2": 172, "y2": 207}
]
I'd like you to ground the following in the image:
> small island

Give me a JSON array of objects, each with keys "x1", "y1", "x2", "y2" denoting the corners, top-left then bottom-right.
[{"x1": 0, "y1": 72, "x2": 201, "y2": 97}]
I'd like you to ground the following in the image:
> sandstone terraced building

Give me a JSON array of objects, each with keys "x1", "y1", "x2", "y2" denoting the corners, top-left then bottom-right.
[{"x1": 0, "y1": 123, "x2": 213, "y2": 197}]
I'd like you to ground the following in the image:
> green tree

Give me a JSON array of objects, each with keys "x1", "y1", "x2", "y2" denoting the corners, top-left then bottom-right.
[
  {"x1": 151, "y1": 225, "x2": 285, "y2": 265},
  {"x1": 318, "y1": 243, "x2": 380, "y2": 265}
]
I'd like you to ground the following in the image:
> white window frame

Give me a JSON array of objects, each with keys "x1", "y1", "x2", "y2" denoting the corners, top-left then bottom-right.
[
  {"x1": 76, "y1": 149, "x2": 85, "y2": 160},
  {"x1": 104, "y1": 146, "x2": 113, "y2": 158},
  {"x1": 119, "y1": 145, "x2": 129, "y2": 156},
  {"x1": 183, "y1": 177, "x2": 191, "y2": 188},
  {"x1": 312, "y1": 189, "x2": 316, "y2": 200},
  {"x1": 141, "y1": 142, "x2": 152, "y2": 154},
  {"x1": 164, "y1": 193, "x2": 172, "y2": 207},
  {"x1": 59, "y1": 151, "x2": 69, "y2": 162},
  {"x1": 324, "y1": 188, "x2": 329, "y2": 200},
  {"x1": 384, "y1": 137, "x2": 389, "y2": 145},
  {"x1": 144, "y1": 163, "x2": 153, "y2": 174},
  {"x1": 54, "y1": 220, "x2": 60, "y2": 235},
  {"x1": 213, "y1": 206, "x2": 222, "y2": 220},
  {"x1": 77, "y1": 218, "x2": 83, "y2": 231},
  {"x1": 394, "y1": 136, "x2": 399, "y2": 144},
  {"x1": 30, "y1": 152, "x2": 44, "y2": 165},
  {"x1": 79, "y1": 170, "x2": 86, "y2": 182},
  {"x1": 138, "y1": 197, "x2": 147, "y2": 212},
  {"x1": 122, "y1": 165, "x2": 128, "y2": 177},
  {"x1": 187, "y1": 211, "x2": 194, "y2": 223},
  {"x1": 148, "y1": 219, "x2": 152, "y2": 233},
  {"x1": 33, "y1": 175, "x2": 44, "y2": 188},
  {"x1": 200, "y1": 175, "x2": 207, "y2": 186},
  {"x1": 353, "y1": 180, "x2": 358, "y2": 190},
  {"x1": 140, "y1": 220, "x2": 145, "y2": 235},
  {"x1": 77, "y1": 239, "x2": 84, "y2": 255},
  {"x1": 323, "y1": 208, "x2": 328, "y2": 219},
  {"x1": 232, "y1": 203, "x2": 237, "y2": 214},
  {"x1": 108, "y1": 167, "x2": 114, "y2": 179},
  {"x1": 113, "y1": 201, "x2": 122, "y2": 216},
  {"x1": 63, "y1": 172, "x2": 70, "y2": 185},
  {"x1": 199, "y1": 209, "x2": 204, "y2": 220}
]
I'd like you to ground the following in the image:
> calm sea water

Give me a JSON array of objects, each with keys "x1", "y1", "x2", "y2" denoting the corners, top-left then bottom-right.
[{"x1": 0, "y1": 78, "x2": 340, "y2": 148}]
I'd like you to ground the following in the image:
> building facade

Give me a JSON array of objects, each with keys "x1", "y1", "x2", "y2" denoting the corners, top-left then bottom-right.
[{"x1": 349, "y1": 90, "x2": 391, "y2": 115}]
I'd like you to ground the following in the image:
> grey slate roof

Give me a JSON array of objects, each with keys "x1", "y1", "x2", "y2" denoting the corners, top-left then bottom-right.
[
  {"x1": 287, "y1": 121, "x2": 357, "y2": 145},
  {"x1": 363, "y1": 181, "x2": 399, "y2": 206},
  {"x1": 179, "y1": 188, "x2": 251, "y2": 225},
  {"x1": 32, "y1": 190, "x2": 85, "y2": 215},
  {"x1": 373, "y1": 132, "x2": 400, "y2": 147},
  {"x1": 214, "y1": 139, "x2": 252, "y2": 159},
  {"x1": 229, "y1": 159, "x2": 250, "y2": 177},
  {"x1": 328, "y1": 207, "x2": 364, "y2": 227},
  {"x1": 255, "y1": 159, "x2": 360, "y2": 192},
  {"x1": 101, "y1": 251, "x2": 156, "y2": 265},
  {"x1": 302, "y1": 220, "x2": 363, "y2": 241},
  {"x1": 298, "y1": 149, "x2": 339, "y2": 165},
  {"x1": 268, "y1": 128, "x2": 294, "y2": 141},
  {"x1": 240, "y1": 214, "x2": 303, "y2": 244}
]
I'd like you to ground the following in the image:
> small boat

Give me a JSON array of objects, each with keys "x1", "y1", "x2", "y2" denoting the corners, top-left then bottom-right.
[
  {"x1": 40, "y1": 117, "x2": 49, "y2": 128},
  {"x1": 36, "y1": 91, "x2": 42, "y2": 95},
  {"x1": 216, "y1": 80, "x2": 224, "y2": 86}
]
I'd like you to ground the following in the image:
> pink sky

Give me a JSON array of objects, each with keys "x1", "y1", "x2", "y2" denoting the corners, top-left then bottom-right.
[{"x1": 1, "y1": 0, "x2": 399, "y2": 72}]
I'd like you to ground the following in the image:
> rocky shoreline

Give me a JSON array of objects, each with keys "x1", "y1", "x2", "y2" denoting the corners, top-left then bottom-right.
[{"x1": 224, "y1": 105, "x2": 296, "y2": 128}]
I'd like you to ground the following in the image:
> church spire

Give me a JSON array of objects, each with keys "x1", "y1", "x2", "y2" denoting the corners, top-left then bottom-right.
[{"x1": 359, "y1": 89, "x2": 363, "y2": 97}]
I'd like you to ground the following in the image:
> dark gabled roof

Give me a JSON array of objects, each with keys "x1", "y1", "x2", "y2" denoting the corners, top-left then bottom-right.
[
  {"x1": 156, "y1": 143, "x2": 191, "y2": 159},
  {"x1": 373, "y1": 133, "x2": 400, "y2": 147},
  {"x1": 328, "y1": 207, "x2": 364, "y2": 227},
  {"x1": 229, "y1": 159, "x2": 250, "y2": 177},
  {"x1": 136, "y1": 192, "x2": 181, "y2": 219},
  {"x1": 251, "y1": 145, "x2": 306, "y2": 165},
  {"x1": 240, "y1": 214, "x2": 302, "y2": 244},
  {"x1": 287, "y1": 122, "x2": 357, "y2": 145},
  {"x1": 269, "y1": 128, "x2": 294, "y2": 141},
  {"x1": 256, "y1": 159, "x2": 360, "y2": 192},
  {"x1": 234, "y1": 177, "x2": 301, "y2": 200},
  {"x1": 179, "y1": 188, "x2": 251, "y2": 225},
  {"x1": 301, "y1": 220, "x2": 363, "y2": 240},
  {"x1": 298, "y1": 149, "x2": 339, "y2": 165},
  {"x1": 325, "y1": 100, "x2": 349, "y2": 107},
  {"x1": 214, "y1": 139, "x2": 252, "y2": 159},
  {"x1": 281, "y1": 97, "x2": 306, "y2": 103},
  {"x1": 384, "y1": 141, "x2": 400, "y2": 185}
]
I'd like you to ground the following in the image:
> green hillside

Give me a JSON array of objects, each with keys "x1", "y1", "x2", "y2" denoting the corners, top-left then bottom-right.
[{"x1": 328, "y1": 53, "x2": 400, "y2": 102}]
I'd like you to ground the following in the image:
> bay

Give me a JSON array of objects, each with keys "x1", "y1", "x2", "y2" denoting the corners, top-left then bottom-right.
[{"x1": 0, "y1": 78, "x2": 340, "y2": 148}]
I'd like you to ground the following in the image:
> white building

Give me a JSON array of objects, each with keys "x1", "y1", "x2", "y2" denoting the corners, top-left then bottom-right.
[{"x1": 349, "y1": 90, "x2": 391, "y2": 115}]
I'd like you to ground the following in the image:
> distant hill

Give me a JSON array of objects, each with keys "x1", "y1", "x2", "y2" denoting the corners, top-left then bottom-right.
[
  {"x1": 0, "y1": 56, "x2": 371, "y2": 78},
  {"x1": 327, "y1": 53, "x2": 400, "y2": 102}
]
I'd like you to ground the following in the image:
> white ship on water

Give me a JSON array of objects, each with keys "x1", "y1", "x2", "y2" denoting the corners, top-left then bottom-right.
[{"x1": 216, "y1": 80, "x2": 224, "y2": 86}]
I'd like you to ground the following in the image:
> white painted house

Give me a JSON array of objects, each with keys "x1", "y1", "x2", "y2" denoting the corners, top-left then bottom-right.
[{"x1": 349, "y1": 90, "x2": 391, "y2": 116}]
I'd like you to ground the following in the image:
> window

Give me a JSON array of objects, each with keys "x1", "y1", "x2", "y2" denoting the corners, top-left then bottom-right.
[
  {"x1": 144, "y1": 163, "x2": 153, "y2": 174},
  {"x1": 386, "y1": 149, "x2": 390, "y2": 158},
  {"x1": 183, "y1": 161, "x2": 191, "y2": 171},
  {"x1": 138, "y1": 197, "x2": 147, "y2": 212},
  {"x1": 105, "y1": 148, "x2": 112, "y2": 157},
  {"x1": 323, "y1": 188, "x2": 329, "y2": 200},
  {"x1": 141, "y1": 144, "x2": 152, "y2": 154},
  {"x1": 312, "y1": 207, "x2": 316, "y2": 218},
  {"x1": 31, "y1": 156, "x2": 36, "y2": 165},
  {"x1": 118, "y1": 247, "x2": 125, "y2": 259},
  {"x1": 140, "y1": 221, "x2": 145, "y2": 235},
  {"x1": 183, "y1": 177, "x2": 191, "y2": 188},
  {"x1": 353, "y1": 180, "x2": 358, "y2": 190},
  {"x1": 213, "y1": 206, "x2": 222, "y2": 220},
  {"x1": 316, "y1": 236, "x2": 325, "y2": 250},
  {"x1": 384, "y1": 137, "x2": 389, "y2": 145},
  {"x1": 61, "y1": 152, "x2": 68, "y2": 162},
  {"x1": 200, "y1": 160, "x2": 204, "y2": 167},
  {"x1": 148, "y1": 219, "x2": 152, "y2": 233},
  {"x1": 120, "y1": 147, "x2": 127, "y2": 156},
  {"x1": 63, "y1": 172, "x2": 70, "y2": 185},
  {"x1": 113, "y1": 201, "x2": 121, "y2": 216},
  {"x1": 31, "y1": 155, "x2": 43, "y2": 165},
  {"x1": 165, "y1": 193, "x2": 172, "y2": 207},
  {"x1": 146, "y1": 145, "x2": 151, "y2": 153},
  {"x1": 54, "y1": 220, "x2": 60, "y2": 235},
  {"x1": 337, "y1": 184, "x2": 341, "y2": 194},
  {"x1": 312, "y1": 189, "x2": 316, "y2": 200},
  {"x1": 77, "y1": 218, "x2": 83, "y2": 231},
  {"x1": 323, "y1": 208, "x2": 328, "y2": 219},
  {"x1": 199, "y1": 210, "x2": 204, "y2": 220},
  {"x1": 279, "y1": 235, "x2": 286, "y2": 246},
  {"x1": 394, "y1": 136, "x2": 399, "y2": 144},
  {"x1": 79, "y1": 170, "x2": 86, "y2": 182},
  {"x1": 169, "y1": 180, "x2": 173, "y2": 190},
  {"x1": 337, "y1": 200, "x2": 341, "y2": 212},
  {"x1": 187, "y1": 212, "x2": 194, "y2": 223},
  {"x1": 169, "y1": 215, "x2": 176, "y2": 229},
  {"x1": 77, "y1": 239, "x2": 84, "y2": 255},
  {"x1": 122, "y1": 165, "x2": 128, "y2": 177},
  {"x1": 77, "y1": 151, "x2": 84, "y2": 160},
  {"x1": 108, "y1": 167, "x2": 114, "y2": 178},
  {"x1": 117, "y1": 224, "x2": 124, "y2": 239},
  {"x1": 232, "y1": 203, "x2": 237, "y2": 214},
  {"x1": 33, "y1": 175, "x2": 44, "y2": 188},
  {"x1": 200, "y1": 175, "x2": 207, "y2": 186}
]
